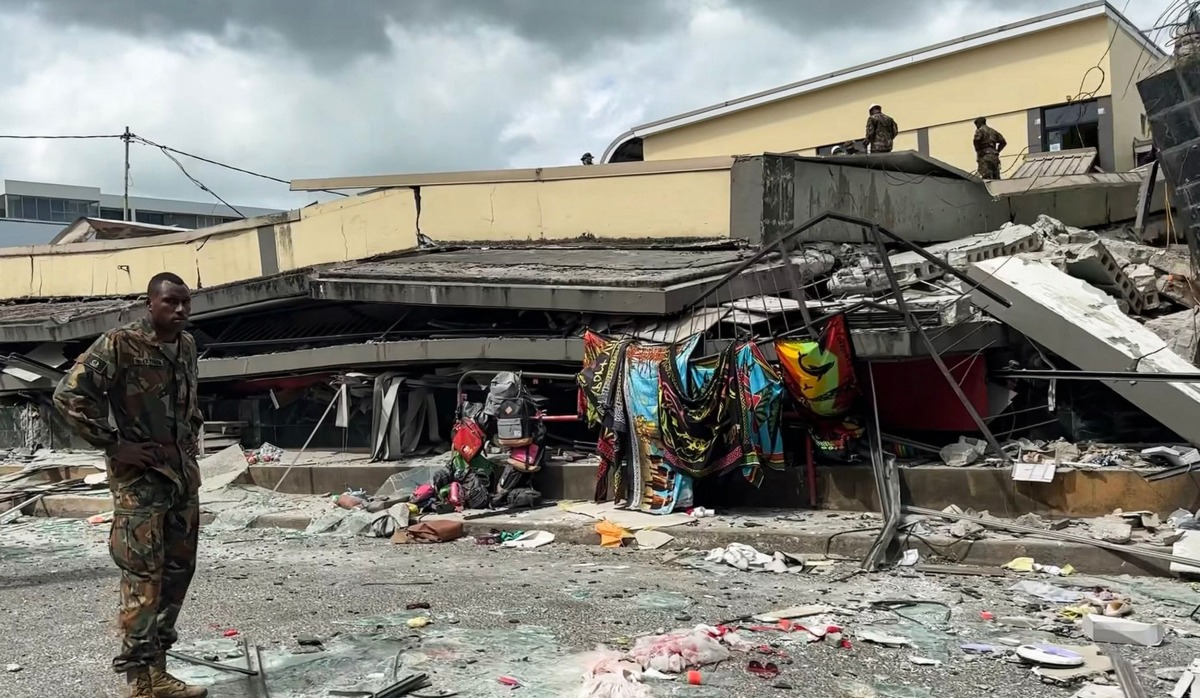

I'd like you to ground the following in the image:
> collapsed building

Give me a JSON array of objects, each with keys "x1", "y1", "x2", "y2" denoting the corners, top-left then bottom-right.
[{"x1": 0, "y1": 148, "x2": 1196, "y2": 529}]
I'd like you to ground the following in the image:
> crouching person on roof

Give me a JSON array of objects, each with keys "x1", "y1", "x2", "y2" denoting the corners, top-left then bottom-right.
[{"x1": 53, "y1": 272, "x2": 208, "y2": 698}]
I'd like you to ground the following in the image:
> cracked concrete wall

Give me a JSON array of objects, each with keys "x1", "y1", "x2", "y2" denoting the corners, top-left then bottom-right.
[
  {"x1": 273, "y1": 188, "x2": 419, "y2": 270},
  {"x1": 0, "y1": 189, "x2": 418, "y2": 300}
]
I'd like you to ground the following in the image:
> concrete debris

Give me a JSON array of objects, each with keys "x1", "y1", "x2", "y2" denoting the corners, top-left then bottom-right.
[
  {"x1": 1141, "y1": 445, "x2": 1200, "y2": 467},
  {"x1": 1090, "y1": 520, "x2": 1134, "y2": 545},
  {"x1": 198, "y1": 444, "x2": 251, "y2": 493},
  {"x1": 829, "y1": 222, "x2": 1043, "y2": 295},
  {"x1": 939, "y1": 437, "x2": 986, "y2": 467},
  {"x1": 970, "y1": 257, "x2": 1200, "y2": 447},
  {"x1": 1082, "y1": 614, "x2": 1165, "y2": 647},
  {"x1": 1145, "y1": 309, "x2": 1200, "y2": 366}
]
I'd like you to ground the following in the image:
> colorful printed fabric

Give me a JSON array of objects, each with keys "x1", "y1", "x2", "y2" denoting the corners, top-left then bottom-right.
[
  {"x1": 731, "y1": 341, "x2": 786, "y2": 487},
  {"x1": 577, "y1": 330, "x2": 631, "y2": 501},
  {"x1": 775, "y1": 314, "x2": 859, "y2": 419},
  {"x1": 658, "y1": 344, "x2": 742, "y2": 478},
  {"x1": 622, "y1": 337, "x2": 698, "y2": 514}
]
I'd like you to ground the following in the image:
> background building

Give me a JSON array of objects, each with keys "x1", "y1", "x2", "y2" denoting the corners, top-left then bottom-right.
[
  {"x1": 602, "y1": 1, "x2": 1165, "y2": 177},
  {"x1": 0, "y1": 179, "x2": 279, "y2": 246}
]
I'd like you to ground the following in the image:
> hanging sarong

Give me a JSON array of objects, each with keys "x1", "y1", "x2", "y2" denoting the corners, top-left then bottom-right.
[
  {"x1": 577, "y1": 330, "x2": 632, "y2": 501},
  {"x1": 775, "y1": 314, "x2": 859, "y2": 419},
  {"x1": 623, "y1": 337, "x2": 698, "y2": 514},
  {"x1": 730, "y1": 341, "x2": 786, "y2": 487},
  {"x1": 658, "y1": 344, "x2": 742, "y2": 478}
]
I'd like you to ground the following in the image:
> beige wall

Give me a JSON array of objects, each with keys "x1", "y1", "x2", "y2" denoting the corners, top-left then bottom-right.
[
  {"x1": 640, "y1": 16, "x2": 1156, "y2": 176},
  {"x1": 418, "y1": 170, "x2": 732, "y2": 241},
  {"x1": 276, "y1": 189, "x2": 419, "y2": 271},
  {"x1": 927, "y1": 110, "x2": 1030, "y2": 175},
  {"x1": 0, "y1": 165, "x2": 736, "y2": 300},
  {"x1": 1108, "y1": 19, "x2": 1155, "y2": 171}
]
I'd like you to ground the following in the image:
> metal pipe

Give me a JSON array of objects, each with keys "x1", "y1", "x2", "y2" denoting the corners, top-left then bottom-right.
[
  {"x1": 994, "y1": 369, "x2": 1200, "y2": 382},
  {"x1": 271, "y1": 389, "x2": 340, "y2": 492},
  {"x1": 165, "y1": 650, "x2": 258, "y2": 677}
]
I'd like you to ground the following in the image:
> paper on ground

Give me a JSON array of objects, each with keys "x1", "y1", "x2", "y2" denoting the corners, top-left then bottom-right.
[
  {"x1": 1012, "y1": 460, "x2": 1056, "y2": 483},
  {"x1": 564, "y1": 501, "x2": 693, "y2": 530},
  {"x1": 502, "y1": 530, "x2": 555, "y2": 549},
  {"x1": 634, "y1": 529, "x2": 674, "y2": 550}
]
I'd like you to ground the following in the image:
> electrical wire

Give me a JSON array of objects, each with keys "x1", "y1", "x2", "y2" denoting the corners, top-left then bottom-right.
[
  {"x1": 0, "y1": 133, "x2": 124, "y2": 140},
  {"x1": 138, "y1": 140, "x2": 246, "y2": 218},
  {"x1": 132, "y1": 134, "x2": 349, "y2": 198}
]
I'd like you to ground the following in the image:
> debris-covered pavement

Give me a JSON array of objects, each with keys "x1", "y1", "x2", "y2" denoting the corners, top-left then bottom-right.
[{"x1": 6, "y1": 519, "x2": 1200, "y2": 697}]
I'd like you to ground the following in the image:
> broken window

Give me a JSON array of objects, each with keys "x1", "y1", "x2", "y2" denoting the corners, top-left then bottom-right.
[{"x1": 1041, "y1": 99, "x2": 1101, "y2": 154}]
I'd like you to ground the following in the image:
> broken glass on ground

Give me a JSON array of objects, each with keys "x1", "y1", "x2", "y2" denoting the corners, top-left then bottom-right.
[{"x1": 169, "y1": 625, "x2": 588, "y2": 698}]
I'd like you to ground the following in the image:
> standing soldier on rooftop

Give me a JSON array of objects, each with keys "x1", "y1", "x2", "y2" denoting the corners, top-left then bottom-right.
[
  {"x1": 865, "y1": 103, "x2": 898, "y2": 154},
  {"x1": 973, "y1": 116, "x2": 1007, "y2": 180},
  {"x1": 53, "y1": 272, "x2": 207, "y2": 698}
]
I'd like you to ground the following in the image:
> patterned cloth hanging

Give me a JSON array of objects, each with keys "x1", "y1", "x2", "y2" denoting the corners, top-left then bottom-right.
[
  {"x1": 577, "y1": 330, "x2": 632, "y2": 501},
  {"x1": 730, "y1": 341, "x2": 787, "y2": 486},
  {"x1": 622, "y1": 337, "x2": 699, "y2": 514},
  {"x1": 658, "y1": 344, "x2": 742, "y2": 478},
  {"x1": 775, "y1": 314, "x2": 859, "y2": 419}
]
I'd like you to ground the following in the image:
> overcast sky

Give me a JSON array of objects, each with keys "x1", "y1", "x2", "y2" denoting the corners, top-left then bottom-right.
[{"x1": 0, "y1": 0, "x2": 1180, "y2": 211}]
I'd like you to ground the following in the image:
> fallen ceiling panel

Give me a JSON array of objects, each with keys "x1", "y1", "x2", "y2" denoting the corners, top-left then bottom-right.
[
  {"x1": 198, "y1": 336, "x2": 581, "y2": 381},
  {"x1": 313, "y1": 248, "x2": 832, "y2": 314},
  {"x1": 969, "y1": 257, "x2": 1200, "y2": 446}
]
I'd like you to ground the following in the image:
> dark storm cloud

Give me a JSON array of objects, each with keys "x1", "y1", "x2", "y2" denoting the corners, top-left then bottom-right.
[{"x1": 10, "y1": 0, "x2": 688, "y2": 61}]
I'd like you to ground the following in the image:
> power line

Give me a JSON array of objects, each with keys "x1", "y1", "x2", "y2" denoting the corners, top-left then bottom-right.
[
  {"x1": 136, "y1": 139, "x2": 246, "y2": 218},
  {"x1": 132, "y1": 134, "x2": 349, "y2": 197},
  {"x1": 0, "y1": 134, "x2": 123, "y2": 140}
]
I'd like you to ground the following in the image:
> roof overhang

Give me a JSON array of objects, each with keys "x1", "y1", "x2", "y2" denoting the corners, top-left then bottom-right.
[{"x1": 603, "y1": 2, "x2": 1165, "y2": 161}]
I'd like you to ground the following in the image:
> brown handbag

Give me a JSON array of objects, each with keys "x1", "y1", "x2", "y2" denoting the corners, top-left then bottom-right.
[{"x1": 393, "y1": 520, "x2": 465, "y2": 544}]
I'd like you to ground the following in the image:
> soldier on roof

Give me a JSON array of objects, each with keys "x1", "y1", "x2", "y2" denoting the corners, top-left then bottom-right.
[
  {"x1": 865, "y1": 104, "x2": 898, "y2": 154},
  {"x1": 973, "y1": 116, "x2": 1008, "y2": 180}
]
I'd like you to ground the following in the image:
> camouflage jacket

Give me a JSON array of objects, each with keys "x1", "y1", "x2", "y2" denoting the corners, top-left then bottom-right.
[
  {"x1": 53, "y1": 317, "x2": 202, "y2": 493},
  {"x1": 973, "y1": 125, "x2": 1007, "y2": 157},
  {"x1": 865, "y1": 112, "x2": 898, "y2": 152}
]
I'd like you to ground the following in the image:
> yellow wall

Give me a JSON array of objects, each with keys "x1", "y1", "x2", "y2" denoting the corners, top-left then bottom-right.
[
  {"x1": 927, "y1": 110, "x2": 1030, "y2": 175},
  {"x1": 1108, "y1": 19, "x2": 1155, "y2": 171},
  {"x1": 0, "y1": 166, "x2": 735, "y2": 299},
  {"x1": 418, "y1": 169, "x2": 732, "y2": 241},
  {"x1": 641, "y1": 16, "x2": 1126, "y2": 169},
  {"x1": 275, "y1": 188, "x2": 418, "y2": 271}
]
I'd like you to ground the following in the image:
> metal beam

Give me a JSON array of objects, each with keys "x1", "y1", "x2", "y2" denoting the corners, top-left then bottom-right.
[{"x1": 994, "y1": 369, "x2": 1200, "y2": 383}]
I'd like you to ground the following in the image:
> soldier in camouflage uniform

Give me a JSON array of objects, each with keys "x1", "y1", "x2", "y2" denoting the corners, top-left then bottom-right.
[
  {"x1": 865, "y1": 103, "x2": 898, "y2": 154},
  {"x1": 973, "y1": 116, "x2": 1007, "y2": 180},
  {"x1": 54, "y1": 272, "x2": 207, "y2": 698}
]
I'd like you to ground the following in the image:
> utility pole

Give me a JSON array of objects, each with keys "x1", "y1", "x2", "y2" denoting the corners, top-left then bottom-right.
[{"x1": 122, "y1": 126, "x2": 131, "y2": 221}]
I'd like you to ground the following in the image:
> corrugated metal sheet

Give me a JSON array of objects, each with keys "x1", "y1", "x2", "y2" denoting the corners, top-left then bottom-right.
[
  {"x1": 1010, "y1": 148, "x2": 1098, "y2": 180},
  {"x1": 985, "y1": 170, "x2": 1143, "y2": 197}
]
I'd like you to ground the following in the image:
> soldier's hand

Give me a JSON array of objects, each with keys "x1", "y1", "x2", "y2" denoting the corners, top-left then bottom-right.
[{"x1": 111, "y1": 442, "x2": 157, "y2": 469}]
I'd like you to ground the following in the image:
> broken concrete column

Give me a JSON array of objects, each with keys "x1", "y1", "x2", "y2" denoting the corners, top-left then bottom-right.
[
  {"x1": 1035, "y1": 240, "x2": 1156, "y2": 315},
  {"x1": 829, "y1": 223, "x2": 1044, "y2": 295},
  {"x1": 969, "y1": 257, "x2": 1200, "y2": 446},
  {"x1": 1146, "y1": 308, "x2": 1200, "y2": 366}
]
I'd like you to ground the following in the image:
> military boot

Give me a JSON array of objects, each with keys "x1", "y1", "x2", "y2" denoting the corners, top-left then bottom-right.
[
  {"x1": 149, "y1": 658, "x2": 208, "y2": 698},
  {"x1": 126, "y1": 668, "x2": 155, "y2": 698}
]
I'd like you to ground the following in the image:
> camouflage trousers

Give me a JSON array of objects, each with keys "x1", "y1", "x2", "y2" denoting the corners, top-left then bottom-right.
[
  {"x1": 109, "y1": 471, "x2": 199, "y2": 674},
  {"x1": 978, "y1": 153, "x2": 1001, "y2": 180}
]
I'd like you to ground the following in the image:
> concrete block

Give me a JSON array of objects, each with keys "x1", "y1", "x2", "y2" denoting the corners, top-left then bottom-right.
[
  {"x1": 1146, "y1": 308, "x2": 1200, "y2": 366},
  {"x1": 969, "y1": 257, "x2": 1200, "y2": 446},
  {"x1": 830, "y1": 223, "x2": 1044, "y2": 295},
  {"x1": 1036, "y1": 240, "x2": 1155, "y2": 315}
]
